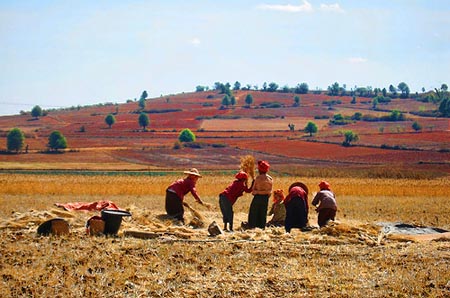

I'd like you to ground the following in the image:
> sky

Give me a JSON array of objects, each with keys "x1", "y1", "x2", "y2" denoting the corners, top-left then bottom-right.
[{"x1": 1, "y1": 0, "x2": 449, "y2": 116}]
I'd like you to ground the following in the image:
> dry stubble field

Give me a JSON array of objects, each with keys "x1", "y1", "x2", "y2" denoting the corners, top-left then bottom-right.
[{"x1": 1, "y1": 174, "x2": 449, "y2": 297}]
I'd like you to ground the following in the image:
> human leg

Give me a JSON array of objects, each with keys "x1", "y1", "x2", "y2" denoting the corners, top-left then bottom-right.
[
  {"x1": 165, "y1": 190, "x2": 184, "y2": 221},
  {"x1": 219, "y1": 194, "x2": 233, "y2": 230},
  {"x1": 318, "y1": 208, "x2": 336, "y2": 227}
]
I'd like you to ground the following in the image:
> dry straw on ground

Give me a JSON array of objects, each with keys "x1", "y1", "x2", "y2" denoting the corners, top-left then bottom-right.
[{"x1": 0, "y1": 174, "x2": 449, "y2": 297}]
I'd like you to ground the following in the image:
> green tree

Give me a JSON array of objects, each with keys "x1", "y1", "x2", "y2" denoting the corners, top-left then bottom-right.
[
  {"x1": 138, "y1": 113, "x2": 150, "y2": 131},
  {"x1": 351, "y1": 96, "x2": 357, "y2": 104},
  {"x1": 196, "y1": 85, "x2": 205, "y2": 92},
  {"x1": 233, "y1": 81, "x2": 241, "y2": 91},
  {"x1": 372, "y1": 97, "x2": 379, "y2": 109},
  {"x1": 31, "y1": 105, "x2": 43, "y2": 119},
  {"x1": 412, "y1": 121, "x2": 422, "y2": 132},
  {"x1": 138, "y1": 97, "x2": 146, "y2": 110},
  {"x1": 140, "y1": 90, "x2": 148, "y2": 101},
  {"x1": 389, "y1": 84, "x2": 398, "y2": 98},
  {"x1": 293, "y1": 96, "x2": 300, "y2": 106},
  {"x1": 48, "y1": 131, "x2": 67, "y2": 151},
  {"x1": 105, "y1": 114, "x2": 116, "y2": 128},
  {"x1": 304, "y1": 121, "x2": 318, "y2": 136},
  {"x1": 328, "y1": 82, "x2": 340, "y2": 96},
  {"x1": 267, "y1": 82, "x2": 279, "y2": 92},
  {"x1": 245, "y1": 94, "x2": 254, "y2": 106},
  {"x1": 222, "y1": 95, "x2": 231, "y2": 107},
  {"x1": 179, "y1": 128, "x2": 196, "y2": 142},
  {"x1": 398, "y1": 82, "x2": 410, "y2": 98},
  {"x1": 294, "y1": 83, "x2": 309, "y2": 94},
  {"x1": 7, "y1": 128, "x2": 25, "y2": 153},
  {"x1": 343, "y1": 130, "x2": 359, "y2": 147},
  {"x1": 230, "y1": 96, "x2": 236, "y2": 106}
]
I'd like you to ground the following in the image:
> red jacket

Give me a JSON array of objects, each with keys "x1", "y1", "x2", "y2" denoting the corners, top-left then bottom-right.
[
  {"x1": 220, "y1": 179, "x2": 252, "y2": 205},
  {"x1": 167, "y1": 177, "x2": 201, "y2": 202}
]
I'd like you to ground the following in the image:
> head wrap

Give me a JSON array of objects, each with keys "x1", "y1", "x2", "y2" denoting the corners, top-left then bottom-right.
[
  {"x1": 283, "y1": 186, "x2": 307, "y2": 204},
  {"x1": 257, "y1": 160, "x2": 270, "y2": 173},
  {"x1": 273, "y1": 189, "x2": 285, "y2": 202},
  {"x1": 319, "y1": 181, "x2": 331, "y2": 190},
  {"x1": 235, "y1": 171, "x2": 248, "y2": 180}
]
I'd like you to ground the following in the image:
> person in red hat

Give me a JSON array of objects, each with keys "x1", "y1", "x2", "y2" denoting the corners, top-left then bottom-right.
[
  {"x1": 165, "y1": 168, "x2": 205, "y2": 223},
  {"x1": 247, "y1": 160, "x2": 273, "y2": 229},
  {"x1": 312, "y1": 180, "x2": 337, "y2": 227},
  {"x1": 267, "y1": 189, "x2": 286, "y2": 227},
  {"x1": 284, "y1": 184, "x2": 309, "y2": 232},
  {"x1": 219, "y1": 171, "x2": 253, "y2": 231}
]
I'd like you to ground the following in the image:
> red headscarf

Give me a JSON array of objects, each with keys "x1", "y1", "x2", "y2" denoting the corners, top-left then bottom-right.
[
  {"x1": 273, "y1": 189, "x2": 284, "y2": 203},
  {"x1": 257, "y1": 160, "x2": 270, "y2": 173},
  {"x1": 319, "y1": 181, "x2": 331, "y2": 190},
  {"x1": 235, "y1": 171, "x2": 248, "y2": 180},
  {"x1": 284, "y1": 186, "x2": 307, "y2": 206}
]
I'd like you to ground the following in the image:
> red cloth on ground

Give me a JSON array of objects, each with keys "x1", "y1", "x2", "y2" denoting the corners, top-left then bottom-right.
[{"x1": 55, "y1": 200, "x2": 120, "y2": 211}]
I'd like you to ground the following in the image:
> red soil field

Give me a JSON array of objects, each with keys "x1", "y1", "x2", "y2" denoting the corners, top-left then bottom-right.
[{"x1": 0, "y1": 90, "x2": 449, "y2": 176}]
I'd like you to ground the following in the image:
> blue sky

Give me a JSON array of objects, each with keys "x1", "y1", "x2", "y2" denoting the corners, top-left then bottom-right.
[{"x1": 1, "y1": 0, "x2": 449, "y2": 116}]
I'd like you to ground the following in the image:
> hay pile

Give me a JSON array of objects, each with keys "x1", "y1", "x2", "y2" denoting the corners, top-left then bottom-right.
[{"x1": 240, "y1": 155, "x2": 255, "y2": 179}]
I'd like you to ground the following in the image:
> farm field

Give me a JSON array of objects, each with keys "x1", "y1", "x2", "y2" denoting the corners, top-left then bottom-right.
[
  {"x1": 0, "y1": 90, "x2": 449, "y2": 177},
  {"x1": 0, "y1": 90, "x2": 449, "y2": 296},
  {"x1": 0, "y1": 174, "x2": 449, "y2": 297}
]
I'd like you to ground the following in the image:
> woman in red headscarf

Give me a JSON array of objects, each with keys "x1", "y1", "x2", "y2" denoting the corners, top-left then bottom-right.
[
  {"x1": 247, "y1": 160, "x2": 273, "y2": 229},
  {"x1": 267, "y1": 189, "x2": 286, "y2": 227},
  {"x1": 312, "y1": 181, "x2": 337, "y2": 227},
  {"x1": 219, "y1": 171, "x2": 253, "y2": 231},
  {"x1": 284, "y1": 184, "x2": 309, "y2": 233}
]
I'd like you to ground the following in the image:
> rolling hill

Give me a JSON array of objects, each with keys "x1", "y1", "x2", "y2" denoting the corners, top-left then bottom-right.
[{"x1": 0, "y1": 90, "x2": 449, "y2": 177}]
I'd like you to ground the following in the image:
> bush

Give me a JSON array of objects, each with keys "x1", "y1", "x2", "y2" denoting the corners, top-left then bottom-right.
[
  {"x1": 259, "y1": 102, "x2": 283, "y2": 108},
  {"x1": 7, "y1": 128, "x2": 25, "y2": 153},
  {"x1": 178, "y1": 129, "x2": 196, "y2": 142}
]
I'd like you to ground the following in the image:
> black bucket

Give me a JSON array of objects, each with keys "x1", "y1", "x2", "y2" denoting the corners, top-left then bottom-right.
[{"x1": 101, "y1": 209, "x2": 132, "y2": 235}]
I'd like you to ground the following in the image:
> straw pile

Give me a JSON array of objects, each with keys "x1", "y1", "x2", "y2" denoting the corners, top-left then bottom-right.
[{"x1": 240, "y1": 155, "x2": 255, "y2": 179}]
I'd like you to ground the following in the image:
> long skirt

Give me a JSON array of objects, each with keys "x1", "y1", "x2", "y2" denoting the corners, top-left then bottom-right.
[
  {"x1": 219, "y1": 194, "x2": 233, "y2": 229},
  {"x1": 284, "y1": 196, "x2": 308, "y2": 232},
  {"x1": 248, "y1": 194, "x2": 269, "y2": 229},
  {"x1": 165, "y1": 190, "x2": 184, "y2": 221}
]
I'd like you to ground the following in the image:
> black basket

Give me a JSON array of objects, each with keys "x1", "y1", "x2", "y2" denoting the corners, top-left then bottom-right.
[{"x1": 101, "y1": 209, "x2": 131, "y2": 235}]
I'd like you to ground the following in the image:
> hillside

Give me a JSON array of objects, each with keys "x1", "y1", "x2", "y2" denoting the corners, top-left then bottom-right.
[{"x1": 0, "y1": 90, "x2": 449, "y2": 177}]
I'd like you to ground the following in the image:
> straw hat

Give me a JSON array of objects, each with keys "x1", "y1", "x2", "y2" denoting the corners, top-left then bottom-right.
[{"x1": 184, "y1": 168, "x2": 202, "y2": 177}]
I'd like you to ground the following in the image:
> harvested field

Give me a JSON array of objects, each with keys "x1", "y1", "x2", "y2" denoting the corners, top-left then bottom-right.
[{"x1": 0, "y1": 174, "x2": 449, "y2": 297}]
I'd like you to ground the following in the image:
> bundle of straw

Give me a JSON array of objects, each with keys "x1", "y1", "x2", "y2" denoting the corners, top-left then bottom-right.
[
  {"x1": 183, "y1": 202, "x2": 206, "y2": 225},
  {"x1": 240, "y1": 155, "x2": 255, "y2": 179}
]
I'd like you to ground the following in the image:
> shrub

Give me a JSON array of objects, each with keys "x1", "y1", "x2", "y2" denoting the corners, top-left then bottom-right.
[
  {"x1": 178, "y1": 129, "x2": 196, "y2": 142},
  {"x1": 7, "y1": 128, "x2": 25, "y2": 153}
]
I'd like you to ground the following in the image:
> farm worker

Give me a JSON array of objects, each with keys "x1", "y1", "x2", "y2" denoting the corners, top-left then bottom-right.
[
  {"x1": 284, "y1": 184, "x2": 309, "y2": 233},
  {"x1": 266, "y1": 189, "x2": 286, "y2": 227},
  {"x1": 312, "y1": 181, "x2": 337, "y2": 227},
  {"x1": 247, "y1": 160, "x2": 273, "y2": 229},
  {"x1": 165, "y1": 168, "x2": 205, "y2": 223},
  {"x1": 219, "y1": 171, "x2": 253, "y2": 231}
]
